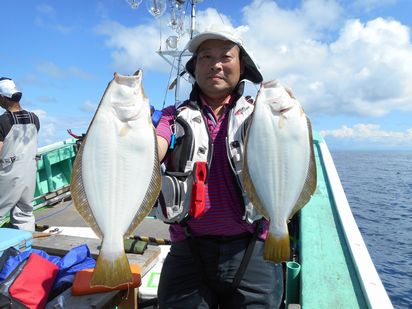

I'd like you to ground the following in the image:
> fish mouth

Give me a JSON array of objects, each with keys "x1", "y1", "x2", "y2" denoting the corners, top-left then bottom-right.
[{"x1": 279, "y1": 106, "x2": 294, "y2": 114}]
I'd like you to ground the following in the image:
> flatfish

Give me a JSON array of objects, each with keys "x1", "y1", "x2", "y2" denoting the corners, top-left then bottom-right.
[
  {"x1": 70, "y1": 71, "x2": 161, "y2": 287},
  {"x1": 242, "y1": 80, "x2": 317, "y2": 263}
]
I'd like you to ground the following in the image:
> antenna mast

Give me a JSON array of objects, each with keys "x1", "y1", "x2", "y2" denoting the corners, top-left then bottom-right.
[{"x1": 126, "y1": 0, "x2": 203, "y2": 104}]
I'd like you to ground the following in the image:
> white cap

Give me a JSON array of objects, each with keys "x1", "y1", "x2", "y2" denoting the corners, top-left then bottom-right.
[
  {"x1": 0, "y1": 78, "x2": 21, "y2": 98},
  {"x1": 185, "y1": 24, "x2": 263, "y2": 84}
]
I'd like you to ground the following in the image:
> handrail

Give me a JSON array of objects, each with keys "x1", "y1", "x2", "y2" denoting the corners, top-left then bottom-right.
[{"x1": 318, "y1": 140, "x2": 393, "y2": 309}]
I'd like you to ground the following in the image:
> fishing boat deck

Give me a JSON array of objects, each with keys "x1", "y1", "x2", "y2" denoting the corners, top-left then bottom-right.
[
  {"x1": 34, "y1": 198, "x2": 171, "y2": 241},
  {"x1": 34, "y1": 234, "x2": 161, "y2": 308},
  {"x1": 31, "y1": 198, "x2": 171, "y2": 308}
]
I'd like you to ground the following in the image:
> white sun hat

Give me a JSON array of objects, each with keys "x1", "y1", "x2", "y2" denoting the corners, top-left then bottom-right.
[
  {"x1": 185, "y1": 24, "x2": 263, "y2": 84},
  {"x1": 0, "y1": 78, "x2": 21, "y2": 98}
]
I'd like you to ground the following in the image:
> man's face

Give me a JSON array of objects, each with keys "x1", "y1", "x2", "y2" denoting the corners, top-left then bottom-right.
[{"x1": 194, "y1": 39, "x2": 243, "y2": 100}]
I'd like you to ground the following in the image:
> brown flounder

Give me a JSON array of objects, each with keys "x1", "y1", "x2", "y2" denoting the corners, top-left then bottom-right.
[
  {"x1": 242, "y1": 80, "x2": 317, "y2": 263},
  {"x1": 70, "y1": 71, "x2": 161, "y2": 287}
]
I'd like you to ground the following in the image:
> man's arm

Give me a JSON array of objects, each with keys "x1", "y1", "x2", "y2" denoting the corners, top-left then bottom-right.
[
  {"x1": 0, "y1": 141, "x2": 3, "y2": 153},
  {"x1": 157, "y1": 136, "x2": 169, "y2": 162}
]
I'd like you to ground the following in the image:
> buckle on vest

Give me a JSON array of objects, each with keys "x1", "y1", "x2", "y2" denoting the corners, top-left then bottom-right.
[{"x1": 0, "y1": 155, "x2": 17, "y2": 164}]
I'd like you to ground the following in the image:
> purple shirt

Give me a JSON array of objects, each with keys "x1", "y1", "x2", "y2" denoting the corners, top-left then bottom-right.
[{"x1": 156, "y1": 96, "x2": 268, "y2": 242}]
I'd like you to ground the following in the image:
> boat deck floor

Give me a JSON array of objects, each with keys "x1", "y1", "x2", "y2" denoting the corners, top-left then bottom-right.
[{"x1": 34, "y1": 198, "x2": 171, "y2": 241}]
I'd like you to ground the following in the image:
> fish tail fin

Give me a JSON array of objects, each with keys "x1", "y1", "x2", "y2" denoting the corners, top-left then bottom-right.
[
  {"x1": 91, "y1": 250, "x2": 132, "y2": 288},
  {"x1": 264, "y1": 233, "x2": 290, "y2": 263}
]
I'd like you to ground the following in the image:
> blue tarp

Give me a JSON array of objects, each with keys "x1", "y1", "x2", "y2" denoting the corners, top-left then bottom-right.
[{"x1": 0, "y1": 244, "x2": 95, "y2": 290}]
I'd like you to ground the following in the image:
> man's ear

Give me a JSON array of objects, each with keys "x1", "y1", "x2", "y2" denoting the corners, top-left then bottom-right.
[
  {"x1": 193, "y1": 59, "x2": 197, "y2": 77},
  {"x1": 240, "y1": 59, "x2": 245, "y2": 75}
]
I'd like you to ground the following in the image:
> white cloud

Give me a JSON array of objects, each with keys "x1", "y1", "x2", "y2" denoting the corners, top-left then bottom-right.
[
  {"x1": 67, "y1": 67, "x2": 94, "y2": 80},
  {"x1": 93, "y1": 7, "x2": 234, "y2": 75},
  {"x1": 95, "y1": 21, "x2": 176, "y2": 74},
  {"x1": 96, "y1": 0, "x2": 412, "y2": 119},
  {"x1": 195, "y1": 8, "x2": 234, "y2": 33},
  {"x1": 80, "y1": 100, "x2": 98, "y2": 113},
  {"x1": 320, "y1": 124, "x2": 412, "y2": 144},
  {"x1": 351, "y1": 0, "x2": 397, "y2": 13},
  {"x1": 36, "y1": 61, "x2": 94, "y2": 80},
  {"x1": 33, "y1": 108, "x2": 91, "y2": 147},
  {"x1": 239, "y1": 0, "x2": 412, "y2": 118},
  {"x1": 35, "y1": 3, "x2": 75, "y2": 34},
  {"x1": 31, "y1": 109, "x2": 56, "y2": 146},
  {"x1": 96, "y1": 2, "x2": 110, "y2": 19},
  {"x1": 37, "y1": 61, "x2": 65, "y2": 79},
  {"x1": 37, "y1": 96, "x2": 57, "y2": 104},
  {"x1": 241, "y1": 0, "x2": 342, "y2": 40},
  {"x1": 54, "y1": 25, "x2": 75, "y2": 34},
  {"x1": 32, "y1": 109, "x2": 47, "y2": 119},
  {"x1": 36, "y1": 4, "x2": 55, "y2": 17}
]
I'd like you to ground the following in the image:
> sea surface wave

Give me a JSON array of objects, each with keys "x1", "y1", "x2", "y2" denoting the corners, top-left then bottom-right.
[{"x1": 331, "y1": 150, "x2": 412, "y2": 308}]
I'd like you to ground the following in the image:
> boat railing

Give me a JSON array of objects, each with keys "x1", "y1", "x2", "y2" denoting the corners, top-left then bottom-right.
[{"x1": 314, "y1": 134, "x2": 393, "y2": 308}]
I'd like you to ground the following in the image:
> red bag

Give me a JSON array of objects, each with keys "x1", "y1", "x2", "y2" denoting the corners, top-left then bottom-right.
[{"x1": 8, "y1": 253, "x2": 59, "y2": 309}]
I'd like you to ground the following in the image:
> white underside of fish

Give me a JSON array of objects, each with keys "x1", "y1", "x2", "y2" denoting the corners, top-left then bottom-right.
[
  {"x1": 71, "y1": 71, "x2": 161, "y2": 287},
  {"x1": 82, "y1": 106, "x2": 155, "y2": 251},
  {"x1": 243, "y1": 80, "x2": 316, "y2": 263}
]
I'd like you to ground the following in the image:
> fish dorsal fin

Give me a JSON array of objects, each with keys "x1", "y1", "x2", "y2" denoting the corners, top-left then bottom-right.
[
  {"x1": 242, "y1": 122, "x2": 271, "y2": 220},
  {"x1": 70, "y1": 137, "x2": 104, "y2": 239},
  {"x1": 290, "y1": 116, "x2": 317, "y2": 219}
]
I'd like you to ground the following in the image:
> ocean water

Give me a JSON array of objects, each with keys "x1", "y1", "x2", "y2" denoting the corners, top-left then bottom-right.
[{"x1": 330, "y1": 150, "x2": 412, "y2": 308}]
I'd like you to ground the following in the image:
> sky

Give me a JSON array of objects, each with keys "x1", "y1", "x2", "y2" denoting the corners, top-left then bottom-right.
[{"x1": 1, "y1": 0, "x2": 412, "y2": 151}]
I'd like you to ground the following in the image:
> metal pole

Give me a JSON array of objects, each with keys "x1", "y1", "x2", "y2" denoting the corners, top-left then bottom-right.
[
  {"x1": 190, "y1": 0, "x2": 196, "y2": 38},
  {"x1": 175, "y1": 51, "x2": 183, "y2": 104},
  {"x1": 175, "y1": 0, "x2": 197, "y2": 105}
]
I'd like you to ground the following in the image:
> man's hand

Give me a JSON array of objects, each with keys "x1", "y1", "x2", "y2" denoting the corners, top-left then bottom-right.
[{"x1": 285, "y1": 86, "x2": 295, "y2": 99}]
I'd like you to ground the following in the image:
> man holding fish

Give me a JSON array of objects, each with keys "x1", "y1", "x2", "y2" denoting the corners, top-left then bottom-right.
[{"x1": 154, "y1": 23, "x2": 316, "y2": 308}]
